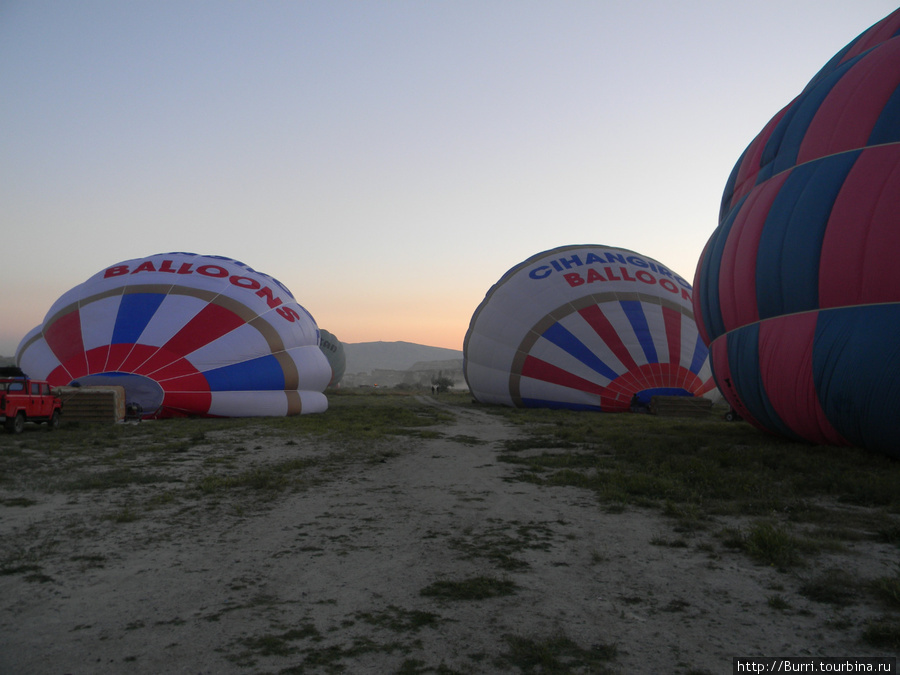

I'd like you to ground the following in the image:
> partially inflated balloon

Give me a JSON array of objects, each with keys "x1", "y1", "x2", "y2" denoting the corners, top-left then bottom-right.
[
  {"x1": 318, "y1": 329, "x2": 345, "y2": 387},
  {"x1": 464, "y1": 245, "x2": 716, "y2": 411},
  {"x1": 16, "y1": 253, "x2": 330, "y2": 417},
  {"x1": 693, "y1": 9, "x2": 900, "y2": 455}
]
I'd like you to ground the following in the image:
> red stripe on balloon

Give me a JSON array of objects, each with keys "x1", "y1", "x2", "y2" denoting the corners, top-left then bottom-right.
[
  {"x1": 662, "y1": 307, "x2": 682, "y2": 370},
  {"x1": 727, "y1": 104, "x2": 792, "y2": 210},
  {"x1": 758, "y1": 314, "x2": 848, "y2": 446},
  {"x1": 819, "y1": 145, "x2": 900, "y2": 307},
  {"x1": 44, "y1": 310, "x2": 88, "y2": 380},
  {"x1": 521, "y1": 355, "x2": 605, "y2": 395},
  {"x1": 800, "y1": 40, "x2": 900, "y2": 165},
  {"x1": 578, "y1": 305, "x2": 637, "y2": 371},
  {"x1": 839, "y1": 9, "x2": 900, "y2": 64},
  {"x1": 139, "y1": 303, "x2": 244, "y2": 376},
  {"x1": 718, "y1": 171, "x2": 789, "y2": 333}
]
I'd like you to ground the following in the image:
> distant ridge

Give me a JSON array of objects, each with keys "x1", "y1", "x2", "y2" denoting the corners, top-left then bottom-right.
[{"x1": 343, "y1": 341, "x2": 462, "y2": 374}]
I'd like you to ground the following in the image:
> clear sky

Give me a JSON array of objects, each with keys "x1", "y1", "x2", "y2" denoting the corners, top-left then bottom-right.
[{"x1": 2, "y1": 1, "x2": 897, "y2": 354}]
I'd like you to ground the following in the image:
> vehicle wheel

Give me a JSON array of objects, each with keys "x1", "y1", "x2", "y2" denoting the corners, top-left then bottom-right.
[
  {"x1": 47, "y1": 410, "x2": 60, "y2": 431},
  {"x1": 11, "y1": 412, "x2": 25, "y2": 434}
]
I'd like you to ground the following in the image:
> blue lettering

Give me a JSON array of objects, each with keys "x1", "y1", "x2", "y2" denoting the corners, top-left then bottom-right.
[
  {"x1": 529, "y1": 265, "x2": 553, "y2": 280},
  {"x1": 556, "y1": 254, "x2": 583, "y2": 270},
  {"x1": 605, "y1": 252, "x2": 626, "y2": 264},
  {"x1": 626, "y1": 256, "x2": 649, "y2": 268}
]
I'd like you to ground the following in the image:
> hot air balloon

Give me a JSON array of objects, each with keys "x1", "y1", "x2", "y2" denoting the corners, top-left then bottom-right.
[
  {"x1": 692, "y1": 9, "x2": 900, "y2": 456},
  {"x1": 16, "y1": 253, "x2": 331, "y2": 418},
  {"x1": 464, "y1": 245, "x2": 716, "y2": 411},
  {"x1": 318, "y1": 329, "x2": 346, "y2": 387}
]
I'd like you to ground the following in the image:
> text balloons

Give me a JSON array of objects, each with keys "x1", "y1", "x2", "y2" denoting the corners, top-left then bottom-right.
[
  {"x1": 464, "y1": 245, "x2": 716, "y2": 410},
  {"x1": 16, "y1": 253, "x2": 330, "y2": 417},
  {"x1": 692, "y1": 9, "x2": 900, "y2": 455}
]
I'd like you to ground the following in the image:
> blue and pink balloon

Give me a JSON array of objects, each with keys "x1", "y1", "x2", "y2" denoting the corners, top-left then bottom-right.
[{"x1": 693, "y1": 9, "x2": 900, "y2": 455}]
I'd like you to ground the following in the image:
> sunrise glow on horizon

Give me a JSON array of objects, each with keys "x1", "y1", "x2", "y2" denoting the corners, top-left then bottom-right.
[{"x1": 3, "y1": 1, "x2": 897, "y2": 356}]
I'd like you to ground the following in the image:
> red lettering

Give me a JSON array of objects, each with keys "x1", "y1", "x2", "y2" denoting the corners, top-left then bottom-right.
[
  {"x1": 588, "y1": 267, "x2": 606, "y2": 284},
  {"x1": 276, "y1": 306, "x2": 300, "y2": 322},
  {"x1": 604, "y1": 267, "x2": 622, "y2": 281},
  {"x1": 586, "y1": 268, "x2": 605, "y2": 283},
  {"x1": 177, "y1": 263, "x2": 194, "y2": 274},
  {"x1": 131, "y1": 261, "x2": 156, "y2": 274},
  {"x1": 620, "y1": 267, "x2": 636, "y2": 282},
  {"x1": 158, "y1": 260, "x2": 177, "y2": 273},
  {"x1": 256, "y1": 286, "x2": 283, "y2": 308},
  {"x1": 660, "y1": 279, "x2": 678, "y2": 293},
  {"x1": 636, "y1": 270, "x2": 655, "y2": 284},
  {"x1": 564, "y1": 273, "x2": 584, "y2": 287},
  {"x1": 104, "y1": 265, "x2": 130, "y2": 278},
  {"x1": 681, "y1": 288, "x2": 692, "y2": 302},
  {"x1": 230, "y1": 275, "x2": 260, "y2": 290},
  {"x1": 197, "y1": 265, "x2": 228, "y2": 278}
]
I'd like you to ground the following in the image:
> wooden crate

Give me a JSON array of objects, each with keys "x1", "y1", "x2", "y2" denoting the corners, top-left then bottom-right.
[
  {"x1": 649, "y1": 395, "x2": 713, "y2": 418},
  {"x1": 55, "y1": 386, "x2": 126, "y2": 423}
]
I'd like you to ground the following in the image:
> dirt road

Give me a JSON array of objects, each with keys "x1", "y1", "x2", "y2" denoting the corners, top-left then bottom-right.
[{"x1": 1, "y1": 397, "x2": 895, "y2": 673}]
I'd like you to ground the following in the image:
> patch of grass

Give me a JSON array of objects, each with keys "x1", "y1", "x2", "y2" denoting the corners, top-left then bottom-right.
[
  {"x1": 1, "y1": 496, "x2": 37, "y2": 507},
  {"x1": 495, "y1": 633, "x2": 617, "y2": 674},
  {"x1": 798, "y1": 568, "x2": 859, "y2": 607},
  {"x1": 767, "y1": 595, "x2": 791, "y2": 611},
  {"x1": 63, "y1": 468, "x2": 173, "y2": 491},
  {"x1": 869, "y1": 571, "x2": 900, "y2": 608},
  {"x1": 861, "y1": 616, "x2": 900, "y2": 650},
  {"x1": 449, "y1": 519, "x2": 556, "y2": 572},
  {"x1": 720, "y1": 521, "x2": 815, "y2": 569},
  {"x1": 354, "y1": 605, "x2": 443, "y2": 632},
  {"x1": 420, "y1": 575, "x2": 518, "y2": 601},
  {"x1": 238, "y1": 624, "x2": 320, "y2": 657}
]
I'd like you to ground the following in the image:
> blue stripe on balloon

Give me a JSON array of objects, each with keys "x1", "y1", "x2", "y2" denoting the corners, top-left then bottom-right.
[
  {"x1": 869, "y1": 84, "x2": 900, "y2": 145},
  {"x1": 726, "y1": 323, "x2": 804, "y2": 443},
  {"x1": 762, "y1": 57, "x2": 858, "y2": 180},
  {"x1": 541, "y1": 322, "x2": 619, "y2": 381},
  {"x1": 688, "y1": 333, "x2": 707, "y2": 374},
  {"x1": 111, "y1": 293, "x2": 165, "y2": 345},
  {"x1": 813, "y1": 305, "x2": 900, "y2": 457},
  {"x1": 203, "y1": 355, "x2": 285, "y2": 392},
  {"x1": 620, "y1": 300, "x2": 657, "y2": 364},
  {"x1": 698, "y1": 194, "x2": 745, "y2": 343},
  {"x1": 756, "y1": 152, "x2": 859, "y2": 321}
]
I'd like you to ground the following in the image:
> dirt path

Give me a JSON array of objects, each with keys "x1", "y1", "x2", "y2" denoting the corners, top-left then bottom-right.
[{"x1": 1, "y1": 398, "x2": 896, "y2": 673}]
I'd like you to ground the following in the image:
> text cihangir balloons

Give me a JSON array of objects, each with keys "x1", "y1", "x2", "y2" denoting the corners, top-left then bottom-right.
[
  {"x1": 464, "y1": 245, "x2": 716, "y2": 411},
  {"x1": 17, "y1": 253, "x2": 330, "y2": 417}
]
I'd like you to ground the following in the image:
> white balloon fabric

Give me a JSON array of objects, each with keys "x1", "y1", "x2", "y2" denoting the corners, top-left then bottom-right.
[
  {"x1": 17, "y1": 253, "x2": 331, "y2": 417},
  {"x1": 464, "y1": 245, "x2": 716, "y2": 411}
]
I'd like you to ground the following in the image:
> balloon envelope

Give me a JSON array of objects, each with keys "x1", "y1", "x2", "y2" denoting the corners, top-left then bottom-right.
[
  {"x1": 693, "y1": 9, "x2": 900, "y2": 455},
  {"x1": 318, "y1": 329, "x2": 346, "y2": 387},
  {"x1": 17, "y1": 253, "x2": 331, "y2": 417},
  {"x1": 464, "y1": 245, "x2": 716, "y2": 411}
]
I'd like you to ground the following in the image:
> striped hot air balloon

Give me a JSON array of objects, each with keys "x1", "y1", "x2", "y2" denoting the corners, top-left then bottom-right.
[
  {"x1": 693, "y1": 9, "x2": 900, "y2": 455},
  {"x1": 16, "y1": 253, "x2": 330, "y2": 418},
  {"x1": 464, "y1": 245, "x2": 716, "y2": 411}
]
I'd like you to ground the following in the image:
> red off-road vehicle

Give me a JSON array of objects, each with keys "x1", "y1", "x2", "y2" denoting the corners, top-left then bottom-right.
[{"x1": 0, "y1": 367, "x2": 63, "y2": 433}]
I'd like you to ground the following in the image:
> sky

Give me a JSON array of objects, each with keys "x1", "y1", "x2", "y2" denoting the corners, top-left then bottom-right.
[{"x1": 2, "y1": 0, "x2": 897, "y2": 355}]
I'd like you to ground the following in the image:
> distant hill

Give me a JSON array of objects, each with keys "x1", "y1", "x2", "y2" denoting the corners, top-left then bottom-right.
[{"x1": 343, "y1": 341, "x2": 462, "y2": 374}]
